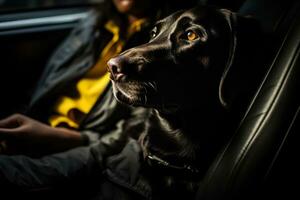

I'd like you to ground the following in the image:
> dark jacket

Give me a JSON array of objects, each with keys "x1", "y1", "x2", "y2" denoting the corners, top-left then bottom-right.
[
  {"x1": 0, "y1": 139, "x2": 153, "y2": 200},
  {"x1": 0, "y1": 8, "x2": 162, "y2": 200},
  {"x1": 27, "y1": 9, "x2": 151, "y2": 144}
]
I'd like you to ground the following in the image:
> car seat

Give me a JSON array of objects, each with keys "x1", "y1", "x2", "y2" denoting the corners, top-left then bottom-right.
[{"x1": 195, "y1": 0, "x2": 300, "y2": 199}]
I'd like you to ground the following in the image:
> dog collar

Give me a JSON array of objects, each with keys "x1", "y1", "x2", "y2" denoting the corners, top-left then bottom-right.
[{"x1": 146, "y1": 152, "x2": 200, "y2": 175}]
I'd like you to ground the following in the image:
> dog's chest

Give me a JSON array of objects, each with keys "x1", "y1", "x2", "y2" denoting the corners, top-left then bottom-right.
[{"x1": 139, "y1": 113, "x2": 200, "y2": 199}]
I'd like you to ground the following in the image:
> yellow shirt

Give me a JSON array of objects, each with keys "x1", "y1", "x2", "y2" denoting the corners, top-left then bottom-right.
[{"x1": 49, "y1": 19, "x2": 146, "y2": 128}]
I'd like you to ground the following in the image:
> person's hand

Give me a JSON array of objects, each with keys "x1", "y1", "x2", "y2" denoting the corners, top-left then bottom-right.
[{"x1": 0, "y1": 114, "x2": 85, "y2": 157}]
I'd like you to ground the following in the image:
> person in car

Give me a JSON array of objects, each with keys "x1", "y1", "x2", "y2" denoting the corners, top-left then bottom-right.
[
  {"x1": 0, "y1": 1, "x2": 199, "y2": 199},
  {"x1": 0, "y1": 0, "x2": 197, "y2": 156}
]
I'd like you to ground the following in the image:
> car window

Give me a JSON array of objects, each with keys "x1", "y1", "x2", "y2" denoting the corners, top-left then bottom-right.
[{"x1": 0, "y1": 0, "x2": 104, "y2": 13}]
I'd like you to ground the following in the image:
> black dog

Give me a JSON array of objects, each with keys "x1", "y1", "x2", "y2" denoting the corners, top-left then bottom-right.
[{"x1": 107, "y1": 5, "x2": 259, "y2": 199}]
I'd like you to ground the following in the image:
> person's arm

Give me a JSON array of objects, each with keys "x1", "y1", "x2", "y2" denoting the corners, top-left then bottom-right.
[
  {"x1": 0, "y1": 138, "x2": 125, "y2": 196},
  {"x1": 0, "y1": 114, "x2": 86, "y2": 156}
]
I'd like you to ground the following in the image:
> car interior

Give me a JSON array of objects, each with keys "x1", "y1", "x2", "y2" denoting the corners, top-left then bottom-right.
[{"x1": 0, "y1": 0, "x2": 299, "y2": 199}]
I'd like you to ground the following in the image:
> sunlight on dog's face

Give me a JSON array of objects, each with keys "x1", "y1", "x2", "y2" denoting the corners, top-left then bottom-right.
[{"x1": 107, "y1": 6, "x2": 231, "y2": 111}]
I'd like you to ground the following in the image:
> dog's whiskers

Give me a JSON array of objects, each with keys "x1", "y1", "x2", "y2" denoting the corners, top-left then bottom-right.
[
  {"x1": 142, "y1": 84, "x2": 149, "y2": 94},
  {"x1": 143, "y1": 94, "x2": 148, "y2": 104},
  {"x1": 140, "y1": 84, "x2": 149, "y2": 104},
  {"x1": 143, "y1": 81, "x2": 158, "y2": 93},
  {"x1": 136, "y1": 93, "x2": 148, "y2": 105},
  {"x1": 148, "y1": 81, "x2": 158, "y2": 92}
]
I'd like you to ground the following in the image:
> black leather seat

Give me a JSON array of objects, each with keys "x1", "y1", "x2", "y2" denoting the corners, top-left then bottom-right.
[{"x1": 196, "y1": 0, "x2": 300, "y2": 199}]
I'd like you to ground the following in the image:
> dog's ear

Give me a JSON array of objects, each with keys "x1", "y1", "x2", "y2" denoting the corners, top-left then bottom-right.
[
  {"x1": 217, "y1": 9, "x2": 262, "y2": 110},
  {"x1": 216, "y1": 9, "x2": 238, "y2": 109}
]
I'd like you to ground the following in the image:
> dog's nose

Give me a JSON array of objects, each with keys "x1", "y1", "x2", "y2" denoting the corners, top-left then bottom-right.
[{"x1": 107, "y1": 57, "x2": 124, "y2": 81}]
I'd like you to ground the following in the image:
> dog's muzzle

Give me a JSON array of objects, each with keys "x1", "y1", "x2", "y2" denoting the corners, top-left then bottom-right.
[{"x1": 107, "y1": 57, "x2": 125, "y2": 81}]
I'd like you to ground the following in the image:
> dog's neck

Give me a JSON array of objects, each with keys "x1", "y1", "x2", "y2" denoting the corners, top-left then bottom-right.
[
  {"x1": 139, "y1": 104, "x2": 228, "y2": 176},
  {"x1": 141, "y1": 108, "x2": 202, "y2": 172}
]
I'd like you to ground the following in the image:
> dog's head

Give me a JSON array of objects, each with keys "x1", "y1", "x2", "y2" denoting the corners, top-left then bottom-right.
[{"x1": 107, "y1": 6, "x2": 238, "y2": 112}]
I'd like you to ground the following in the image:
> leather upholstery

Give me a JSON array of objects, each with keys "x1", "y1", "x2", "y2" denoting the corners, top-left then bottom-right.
[{"x1": 196, "y1": 0, "x2": 300, "y2": 199}]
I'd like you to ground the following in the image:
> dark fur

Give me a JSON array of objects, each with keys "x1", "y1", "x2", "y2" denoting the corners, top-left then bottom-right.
[{"x1": 107, "y1": 6, "x2": 244, "y2": 199}]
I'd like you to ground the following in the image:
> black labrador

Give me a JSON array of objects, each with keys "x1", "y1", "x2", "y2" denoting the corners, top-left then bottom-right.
[{"x1": 107, "y1": 5, "x2": 260, "y2": 199}]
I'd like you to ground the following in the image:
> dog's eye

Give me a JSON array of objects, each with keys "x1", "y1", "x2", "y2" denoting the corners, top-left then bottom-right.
[
  {"x1": 186, "y1": 30, "x2": 199, "y2": 41},
  {"x1": 150, "y1": 26, "x2": 158, "y2": 39}
]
